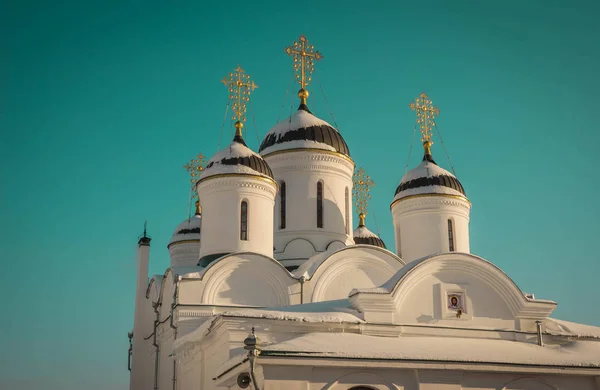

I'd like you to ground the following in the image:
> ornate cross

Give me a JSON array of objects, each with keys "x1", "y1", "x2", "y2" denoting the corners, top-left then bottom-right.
[
  {"x1": 285, "y1": 35, "x2": 323, "y2": 92},
  {"x1": 221, "y1": 65, "x2": 258, "y2": 132},
  {"x1": 409, "y1": 92, "x2": 440, "y2": 148},
  {"x1": 352, "y1": 167, "x2": 375, "y2": 223},
  {"x1": 183, "y1": 153, "x2": 206, "y2": 199}
]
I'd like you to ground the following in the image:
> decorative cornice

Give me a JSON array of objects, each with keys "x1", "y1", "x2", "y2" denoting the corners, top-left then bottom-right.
[
  {"x1": 197, "y1": 173, "x2": 277, "y2": 188},
  {"x1": 264, "y1": 149, "x2": 355, "y2": 172},
  {"x1": 263, "y1": 147, "x2": 355, "y2": 166},
  {"x1": 198, "y1": 177, "x2": 277, "y2": 197},
  {"x1": 391, "y1": 193, "x2": 471, "y2": 210}
]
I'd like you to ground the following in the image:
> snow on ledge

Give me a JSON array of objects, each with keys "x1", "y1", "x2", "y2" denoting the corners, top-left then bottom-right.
[{"x1": 261, "y1": 332, "x2": 600, "y2": 367}]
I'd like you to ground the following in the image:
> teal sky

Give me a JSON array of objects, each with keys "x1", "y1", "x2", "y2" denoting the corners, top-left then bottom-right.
[{"x1": 1, "y1": 0, "x2": 599, "y2": 389}]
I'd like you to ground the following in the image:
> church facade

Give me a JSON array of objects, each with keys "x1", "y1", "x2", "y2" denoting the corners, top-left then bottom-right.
[{"x1": 128, "y1": 36, "x2": 600, "y2": 390}]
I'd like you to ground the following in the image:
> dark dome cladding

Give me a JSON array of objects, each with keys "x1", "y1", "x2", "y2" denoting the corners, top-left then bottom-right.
[
  {"x1": 259, "y1": 107, "x2": 350, "y2": 156},
  {"x1": 394, "y1": 155, "x2": 466, "y2": 197},
  {"x1": 354, "y1": 235, "x2": 386, "y2": 249},
  {"x1": 205, "y1": 135, "x2": 274, "y2": 179}
]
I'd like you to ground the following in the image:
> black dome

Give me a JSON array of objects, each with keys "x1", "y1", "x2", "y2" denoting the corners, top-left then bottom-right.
[
  {"x1": 394, "y1": 154, "x2": 466, "y2": 199},
  {"x1": 259, "y1": 106, "x2": 350, "y2": 157},
  {"x1": 202, "y1": 134, "x2": 274, "y2": 180},
  {"x1": 354, "y1": 235, "x2": 386, "y2": 249}
]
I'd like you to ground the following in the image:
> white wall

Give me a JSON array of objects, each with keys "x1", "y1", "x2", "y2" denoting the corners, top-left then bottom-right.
[
  {"x1": 392, "y1": 195, "x2": 471, "y2": 262},
  {"x1": 197, "y1": 175, "x2": 277, "y2": 259},
  {"x1": 265, "y1": 150, "x2": 355, "y2": 266}
]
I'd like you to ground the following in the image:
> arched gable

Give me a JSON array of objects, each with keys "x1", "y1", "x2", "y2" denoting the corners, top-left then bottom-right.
[
  {"x1": 323, "y1": 371, "x2": 400, "y2": 390},
  {"x1": 297, "y1": 245, "x2": 404, "y2": 303},
  {"x1": 146, "y1": 275, "x2": 163, "y2": 304},
  {"x1": 197, "y1": 252, "x2": 297, "y2": 307},
  {"x1": 350, "y1": 253, "x2": 556, "y2": 327},
  {"x1": 278, "y1": 238, "x2": 317, "y2": 259}
]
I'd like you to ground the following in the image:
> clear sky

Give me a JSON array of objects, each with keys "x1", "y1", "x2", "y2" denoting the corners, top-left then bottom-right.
[{"x1": 1, "y1": 0, "x2": 599, "y2": 389}]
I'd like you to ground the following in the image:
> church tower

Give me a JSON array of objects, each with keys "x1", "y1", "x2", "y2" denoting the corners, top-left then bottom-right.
[
  {"x1": 260, "y1": 35, "x2": 355, "y2": 270},
  {"x1": 197, "y1": 66, "x2": 277, "y2": 264},
  {"x1": 391, "y1": 93, "x2": 471, "y2": 262}
]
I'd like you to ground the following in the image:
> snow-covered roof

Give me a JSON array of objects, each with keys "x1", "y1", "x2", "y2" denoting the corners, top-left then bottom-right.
[
  {"x1": 392, "y1": 155, "x2": 466, "y2": 203},
  {"x1": 168, "y1": 216, "x2": 201, "y2": 247},
  {"x1": 260, "y1": 332, "x2": 600, "y2": 367},
  {"x1": 199, "y1": 136, "x2": 274, "y2": 181},
  {"x1": 259, "y1": 108, "x2": 350, "y2": 157},
  {"x1": 353, "y1": 225, "x2": 386, "y2": 248}
]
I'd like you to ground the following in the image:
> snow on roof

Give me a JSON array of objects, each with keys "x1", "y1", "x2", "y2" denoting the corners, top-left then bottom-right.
[
  {"x1": 218, "y1": 307, "x2": 363, "y2": 324},
  {"x1": 353, "y1": 225, "x2": 379, "y2": 239},
  {"x1": 547, "y1": 318, "x2": 600, "y2": 339},
  {"x1": 260, "y1": 139, "x2": 337, "y2": 155},
  {"x1": 392, "y1": 160, "x2": 466, "y2": 202},
  {"x1": 168, "y1": 216, "x2": 201, "y2": 246},
  {"x1": 260, "y1": 109, "x2": 345, "y2": 156},
  {"x1": 292, "y1": 248, "x2": 338, "y2": 280},
  {"x1": 199, "y1": 140, "x2": 273, "y2": 181},
  {"x1": 261, "y1": 332, "x2": 600, "y2": 367},
  {"x1": 173, "y1": 303, "x2": 363, "y2": 354},
  {"x1": 170, "y1": 266, "x2": 205, "y2": 279},
  {"x1": 267, "y1": 109, "x2": 334, "y2": 138}
]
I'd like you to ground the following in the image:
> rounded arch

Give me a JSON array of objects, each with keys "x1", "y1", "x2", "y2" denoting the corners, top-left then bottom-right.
[
  {"x1": 323, "y1": 372, "x2": 395, "y2": 390},
  {"x1": 326, "y1": 240, "x2": 346, "y2": 251},
  {"x1": 200, "y1": 252, "x2": 296, "y2": 307},
  {"x1": 502, "y1": 377, "x2": 557, "y2": 390},
  {"x1": 381, "y1": 253, "x2": 556, "y2": 318},
  {"x1": 300, "y1": 245, "x2": 404, "y2": 302}
]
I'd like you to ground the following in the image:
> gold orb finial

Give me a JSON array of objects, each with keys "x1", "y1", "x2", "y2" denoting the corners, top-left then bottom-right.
[
  {"x1": 298, "y1": 88, "x2": 309, "y2": 105},
  {"x1": 358, "y1": 212, "x2": 366, "y2": 227},
  {"x1": 234, "y1": 120, "x2": 244, "y2": 137}
]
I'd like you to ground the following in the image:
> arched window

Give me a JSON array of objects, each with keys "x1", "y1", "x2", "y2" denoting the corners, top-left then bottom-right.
[
  {"x1": 317, "y1": 181, "x2": 323, "y2": 228},
  {"x1": 448, "y1": 218, "x2": 454, "y2": 251},
  {"x1": 280, "y1": 181, "x2": 286, "y2": 229},
  {"x1": 240, "y1": 201, "x2": 248, "y2": 240},
  {"x1": 345, "y1": 187, "x2": 350, "y2": 234}
]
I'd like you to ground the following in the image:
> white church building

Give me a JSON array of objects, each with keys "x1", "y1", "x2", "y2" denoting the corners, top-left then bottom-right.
[{"x1": 128, "y1": 36, "x2": 600, "y2": 390}]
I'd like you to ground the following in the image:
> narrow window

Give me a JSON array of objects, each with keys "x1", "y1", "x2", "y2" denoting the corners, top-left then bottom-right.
[
  {"x1": 240, "y1": 201, "x2": 248, "y2": 240},
  {"x1": 317, "y1": 181, "x2": 323, "y2": 228},
  {"x1": 448, "y1": 219, "x2": 455, "y2": 251},
  {"x1": 397, "y1": 226, "x2": 402, "y2": 258},
  {"x1": 345, "y1": 187, "x2": 350, "y2": 234},
  {"x1": 280, "y1": 181, "x2": 286, "y2": 229}
]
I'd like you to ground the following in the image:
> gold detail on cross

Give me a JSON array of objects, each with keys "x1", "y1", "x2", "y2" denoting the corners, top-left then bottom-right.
[
  {"x1": 409, "y1": 92, "x2": 440, "y2": 148},
  {"x1": 285, "y1": 35, "x2": 323, "y2": 92},
  {"x1": 221, "y1": 65, "x2": 258, "y2": 130},
  {"x1": 352, "y1": 167, "x2": 375, "y2": 221},
  {"x1": 183, "y1": 153, "x2": 206, "y2": 199}
]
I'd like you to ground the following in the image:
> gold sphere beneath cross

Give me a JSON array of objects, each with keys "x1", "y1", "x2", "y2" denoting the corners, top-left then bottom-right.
[
  {"x1": 234, "y1": 121, "x2": 244, "y2": 130},
  {"x1": 298, "y1": 89, "x2": 309, "y2": 99}
]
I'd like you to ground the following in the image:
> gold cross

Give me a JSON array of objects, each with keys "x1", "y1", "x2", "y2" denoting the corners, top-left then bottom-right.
[
  {"x1": 285, "y1": 35, "x2": 323, "y2": 93},
  {"x1": 221, "y1": 65, "x2": 258, "y2": 132},
  {"x1": 183, "y1": 153, "x2": 206, "y2": 199},
  {"x1": 409, "y1": 92, "x2": 440, "y2": 150},
  {"x1": 352, "y1": 167, "x2": 375, "y2": 223}
]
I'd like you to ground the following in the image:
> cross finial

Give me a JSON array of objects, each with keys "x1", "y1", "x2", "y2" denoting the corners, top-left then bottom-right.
[
  {"x1": 409, "y1": 92, "x2": 440, "y2": 156},
  {"x1": 285, "y1": 35, "x2": 323, "y2": 106},
  {"x1": 352, "y1": 167, "x2": 375, "y2": 226},
  {"x1": 221, "y1": 65, "x2": 258, "y2": 137},
  {"x1": 183, "y1": 153, "x2": 207, "y2": 199}
]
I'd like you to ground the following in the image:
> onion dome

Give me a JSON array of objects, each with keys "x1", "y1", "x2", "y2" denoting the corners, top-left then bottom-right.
[
  {"x1": 393, "y1": 143, "x2": 466, "y2": 203},
  {"x1": 168, "y1": 214, "x2": 201, "y2": 248},
  {"x1": 199, "y1": 123, "x2": 274, "y2": 182},
  {"x1": 259, "y1": 103, "x2": 350, "y2": 157},
  {"x1": 353, "y1": 213, "x2": 386, "y2": 249}
]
